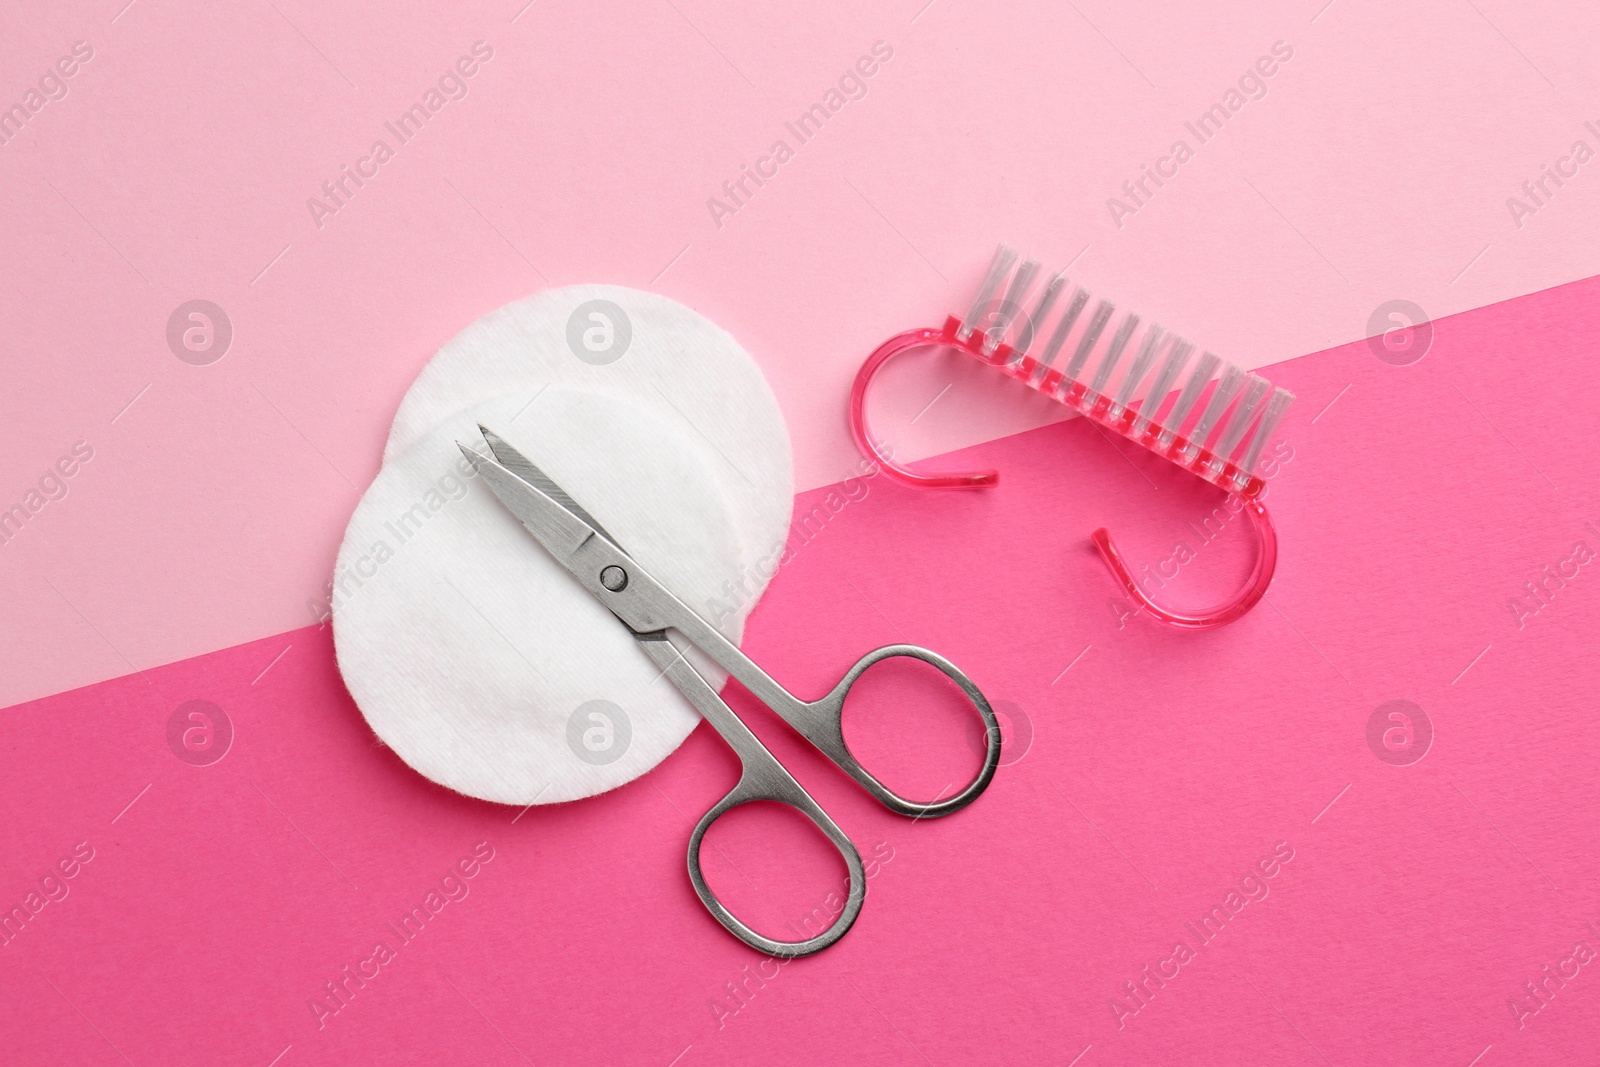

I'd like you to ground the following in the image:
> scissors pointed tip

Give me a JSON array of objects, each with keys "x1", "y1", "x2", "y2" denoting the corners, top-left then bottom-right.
[{"x1": 478, "y1": 425, "x2": 526, "y2": 472}]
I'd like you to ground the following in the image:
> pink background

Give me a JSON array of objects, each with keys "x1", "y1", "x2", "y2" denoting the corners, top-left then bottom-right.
[
  {"x1": 3, "y1": 0, "x2": 1600, "y2": 1063},
  {"x1": 5, "y1": 279, "x2": 1600, "y2": 1064}
]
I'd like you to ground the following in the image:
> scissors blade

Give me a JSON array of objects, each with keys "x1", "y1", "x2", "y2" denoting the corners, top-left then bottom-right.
[
  {"x1": 456, "y1": 431, "x2": 627, "y2": 572},
  {"x1": 475, "y1": 425, "x2": 624, "y2": 550},
  {"x1": 458, "y1": 425, "x2": 720, "y2": 646}
]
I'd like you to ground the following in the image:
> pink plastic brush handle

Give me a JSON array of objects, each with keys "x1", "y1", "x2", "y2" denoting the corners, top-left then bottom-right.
[
  {"x1": 849, "y1": 324, "x2": 1281, "y2": 630},
  {"x1": 1091, "y1": 496, "x2": 1278, "y2": 630},
  {"x1": 849, "y1": 327, "x2": 999, "y2": 489}
]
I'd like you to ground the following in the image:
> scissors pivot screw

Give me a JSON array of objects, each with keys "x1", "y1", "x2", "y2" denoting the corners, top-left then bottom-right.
[{"x1": 600, "y1": 565, "x2": 629, "y2": 592}]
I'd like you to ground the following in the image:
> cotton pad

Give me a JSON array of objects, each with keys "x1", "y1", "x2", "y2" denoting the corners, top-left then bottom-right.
[
  {"x1": 333, "y1": 389, "x2": 749, "y2": 806},
  {"x1": 386, "y1": 284, "x2": 793, "y2": 570}
]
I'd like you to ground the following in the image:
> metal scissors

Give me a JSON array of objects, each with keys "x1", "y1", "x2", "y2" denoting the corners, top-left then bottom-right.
[{"x1": 459, "y1": 425, "x2": 1001, "y2": 956}]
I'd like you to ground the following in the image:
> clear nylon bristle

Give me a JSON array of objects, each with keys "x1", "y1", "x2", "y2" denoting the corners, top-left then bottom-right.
[
  {"x1": 1000, "y1": 258, "x2": 1041, "y2": 316},
  {"x1": 1022, "y1": 271, "x2": 1068, "y2": 355},
  {"x1": 1090, "y1": 313, "x2": 1140, "y2": 395},
  {"x1": 959, "y1": 245, "x2": 1018, "y2": 343},
  {"x1": 1113, "y1": 325, "x2": 1165, "y2": 410},
  {"x1": 1031, "y1": 286, "x2": 1089, "y2": 383},
  {"x1": 1211, "y1": 376, "x2": 1268, "y2": 461},
  {"x1": 1189, "y1": 363, "x2": 1246, "y2": 448},
  {"x1": 1063, "y1": 300, "x2": 1115, "y2": 383},
  {"x1": 1138, "y1": 339, "x2": 1194, "y2": 431},
  {"x1": 1237, "y1": 387, "x2": 1294, "y2": 475},
  {"x1": 959, "y1": 244, "x2": 1297, "y2": 484},
  {"x1": 1163, "y1": 351, "x2": 1222, "y2": 437}
]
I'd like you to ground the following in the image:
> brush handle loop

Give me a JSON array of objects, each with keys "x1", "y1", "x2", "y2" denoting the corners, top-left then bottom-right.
[
  {"x1": 1091, "y1": 496, "x2": 1278, "y2": 630},
  {"x1": 849, "y1": 325, "x2": 999, "y2": 489}
]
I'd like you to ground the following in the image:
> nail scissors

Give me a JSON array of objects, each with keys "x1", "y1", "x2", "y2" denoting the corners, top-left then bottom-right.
[{"x1": 458, "y1": 425, "x2": 1001, "y2": 956}]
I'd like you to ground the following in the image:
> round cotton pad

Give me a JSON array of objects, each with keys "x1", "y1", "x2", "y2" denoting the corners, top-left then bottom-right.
[
  {"x1": 333, "y1": 389, "x2": 747, "y2": 806},
  {"x1": 386, "y1": 285, "x2": 793, "y2": 570}
]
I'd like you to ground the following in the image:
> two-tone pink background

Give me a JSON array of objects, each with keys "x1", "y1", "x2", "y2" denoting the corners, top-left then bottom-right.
[{"x1": 4, "y1": 0, "x2": 1600, "y2": 1063}]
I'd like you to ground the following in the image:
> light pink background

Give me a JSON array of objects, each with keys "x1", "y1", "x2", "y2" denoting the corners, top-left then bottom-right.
[
  {"x1": 3, "y1": 0, "x2": 1600, "y2": 1063},
  {"x1": 2, "y1": 0, "x2": 1600, "y2": 705}
]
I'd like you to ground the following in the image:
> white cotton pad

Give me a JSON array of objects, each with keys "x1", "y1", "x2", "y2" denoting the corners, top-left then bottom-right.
[
  {"x1": 332, "y1": 389, "x2": 751, "y2": 806},
  {"x1": 386, "y1": 285, "x2": 793, "y2": 569}
]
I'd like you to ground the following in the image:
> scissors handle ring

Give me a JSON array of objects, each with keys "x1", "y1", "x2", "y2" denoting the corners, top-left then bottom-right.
[
  {"x1": 687, "y1": 772, "x2": 867, "y2": 958},
  {"x1": 797, "y1": 645, "x2": 1002, "y2": 819},
  {"x1": 640, "y1": 634, "x2": 867, "y2": 957}
]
